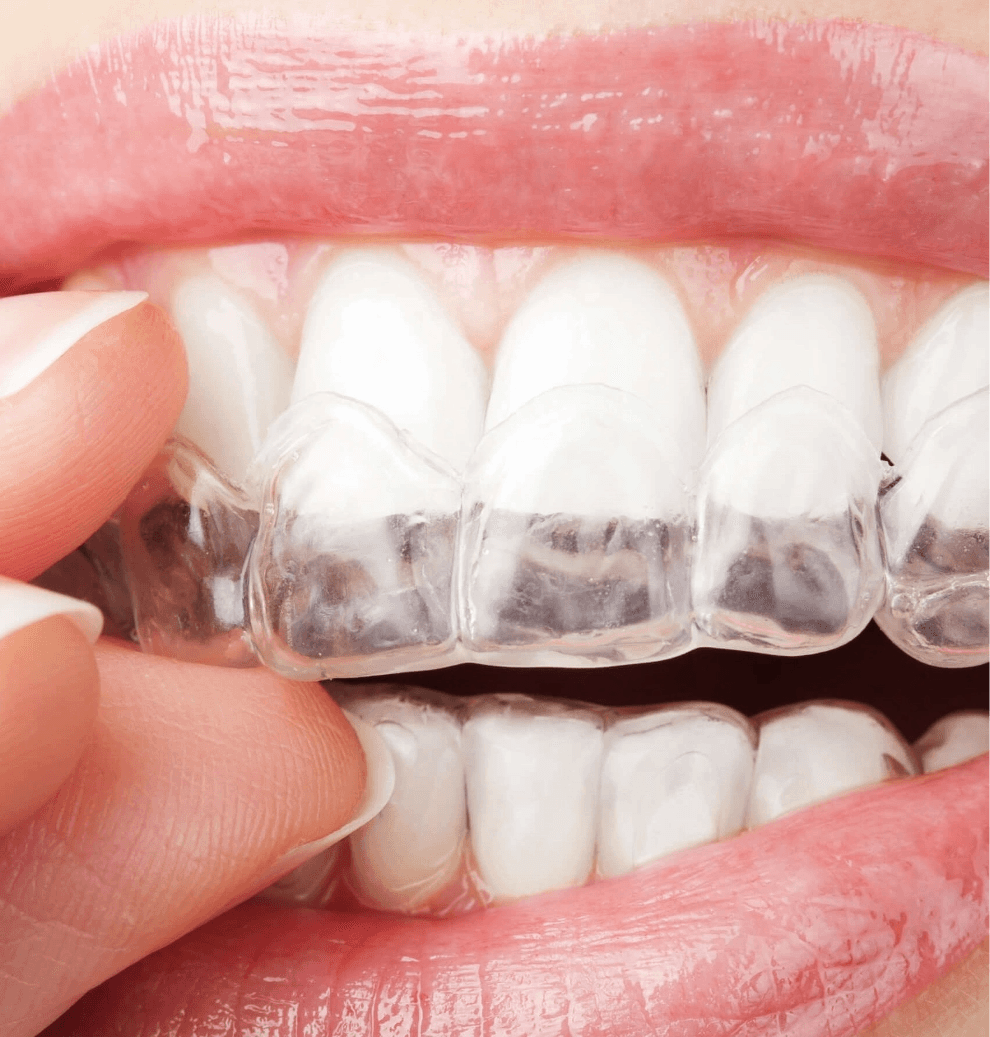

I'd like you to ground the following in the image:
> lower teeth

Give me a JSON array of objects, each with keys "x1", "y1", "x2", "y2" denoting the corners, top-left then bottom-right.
[{"x1": 255, "y1": 685, "x2": 986, "y2": 917}]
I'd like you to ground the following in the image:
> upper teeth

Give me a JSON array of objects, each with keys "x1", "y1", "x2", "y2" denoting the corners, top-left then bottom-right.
[{"x1": 110, "y1": 245, "x2": 987, "y2": 674}]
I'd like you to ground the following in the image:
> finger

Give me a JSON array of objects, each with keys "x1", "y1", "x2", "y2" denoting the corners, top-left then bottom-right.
[
  {"x1": 0, "y1": 290, "x2": 187, "y2": 581},
  {"x1": 0, "y1": 579, "x2": 102, "y2": 834},
  {"x1": 0, "y1": 641, "x2": 383, "y2": 1037}
]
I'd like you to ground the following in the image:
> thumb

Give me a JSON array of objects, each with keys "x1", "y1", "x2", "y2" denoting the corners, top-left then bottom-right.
[{"x1": 0, "y1": 641, "x2": 389, "y2": 1037}]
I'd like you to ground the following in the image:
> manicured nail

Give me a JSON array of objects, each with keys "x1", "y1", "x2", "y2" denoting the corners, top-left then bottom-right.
[
  {"x1": 260, "y1": 710, "x2": 397, "y2": 885},
  {"x1": 0, "y1": 575, "x2": 104, "y2": 643},
  {"x1": 0, "y1": 290, "x2": 147, "y2": 399}
]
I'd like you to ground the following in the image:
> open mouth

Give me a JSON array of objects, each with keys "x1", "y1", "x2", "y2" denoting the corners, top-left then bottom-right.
[{"x1": 1, "y1": 11, "x2": 987, "y2": 1037}]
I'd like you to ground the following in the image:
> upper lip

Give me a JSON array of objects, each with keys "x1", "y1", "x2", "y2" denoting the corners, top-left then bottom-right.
[{"x1": 0, "y1": 17, "x2": 986, "y2": 296}]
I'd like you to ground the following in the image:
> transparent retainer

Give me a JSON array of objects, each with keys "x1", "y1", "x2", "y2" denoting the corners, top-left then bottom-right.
[
  {"x1": 457, "y1": 384, "x2": 694, "y2": 666},
  {"x1": 118, "y1": 437, "x2": 259, "y2": 666},
  {"x1": 114, "y1": 385, "x2": 986, "y2": 674},
  {"x1": 245, "y1": 393, "x2": 463, "y2": 679},
  {"x1": 874, "y1": 388, "x2": 989, "y2": 667},
  {"x1": 691, "y1": 386, "x2": 886, "y2": 654}
]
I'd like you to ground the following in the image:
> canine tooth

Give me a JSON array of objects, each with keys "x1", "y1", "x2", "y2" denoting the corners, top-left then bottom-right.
[
  {"x1": 119, "y1": 438, "x2": 259, "y2": 666},
  {"x1": 746, "y1": 701, "x2": 918, "y2": 827},
  {"x1": 463, "y1": 696, "x2": 603, "y2": 900},
  {"x1": 458, "y1": 385, "x2": 693, "y2": 665},
  {"x1": 597, "y1": 703, "x2": 756, "y2": 879},
  {"x1": 292, "y1": 248, "x2": 488, "y2": 472},
  {"x1": 485, "y1": 252, "x2": 705, "y2": 469},
  {"x1": 246, "y1": 395, "x2": 461, "y2": 679},
  {"x1": 875, "y1": 388, "x2": 989, "y2": 667},
  {"x1": 692, "y1": 387, "x2": 885, "y2": 652},
  {"x1": 171, "y1": 273, "x2": 294, "y2": 483},
  {"x1": 915, "y1": 711, "x2": 989, "y2": 772},
  {"x1": 882, "y1": 284, "x2": 989, "y2": 464},
  {"x1": 707, "y1": 274, "x2": 882, "y2": 450},
  {"x1": 343, "y1": 690, "x2": 466, "y2": 912}
]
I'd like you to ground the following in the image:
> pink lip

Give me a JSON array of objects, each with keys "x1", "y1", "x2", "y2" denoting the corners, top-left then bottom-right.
[
  {"x1": 3, "y1": 16, "x2": 987, "y2": 1035},
  {"x1": 0, "y1": 18, "x2": 986, "y2": 295},
  {"x1": 54, "y1": 755, "x2": 988, "y2": 1036}
]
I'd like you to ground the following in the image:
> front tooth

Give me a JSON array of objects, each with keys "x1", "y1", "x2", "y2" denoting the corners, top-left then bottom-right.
[
  {"x1": 746, "y1": 700, "x2": 918, "y2": 828},
  {"x1": 170, "y1": 273, "x2": 294, "y2": 484},
  {"x1": 914, "y1": 711, "x2": 990, "y2": 773},
  {"x1": 707, "y1": 274, "x2": 882, "y2": 450},
  {"x1": 692, "y1": 387, "x2": 885, "y2": 652},
  {"x1": 341, "y1": 688, "x2": 466, "y2": 912},
  {"x1": 458, "y1": 254, "x2": 704, "y2": 665},
  {"x1": 882, "y1": 283, "x2": 989, "y2": 464},
  {"x1": 596, "y1": 703, "x2": 756, "y2": 879},
  {"x1": 463, "y1": 695, "x2": 603, "y2": 901},
  {"x1": 292, "y1": 247, "x2": 488, "y2": 472},
  {"x1": 875, "y1": 388, "x2": 989, "y2": 667},
  {"x1": 246, "y1": 394, "x2": 461, "y2": 679},
  {"x1": 458, "y1": 386, "x2": 694, "y2": 664},
  {"x1": 484, "y1": 252, "x2": 706, "y2": 471}
]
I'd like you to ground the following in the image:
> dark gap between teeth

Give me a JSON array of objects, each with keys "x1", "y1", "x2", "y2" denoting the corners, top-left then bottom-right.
[{"x1": 337, "y1": 621, "x2": 988, "y2": 743}]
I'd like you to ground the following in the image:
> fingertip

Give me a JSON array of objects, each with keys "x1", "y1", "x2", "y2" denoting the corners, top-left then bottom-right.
[
  {"x1": 0, "y1": 295, "x2": 188, "y2": 580},
  {"x1": 0, "y1": 614, "x2": 99, "y2": 834}
]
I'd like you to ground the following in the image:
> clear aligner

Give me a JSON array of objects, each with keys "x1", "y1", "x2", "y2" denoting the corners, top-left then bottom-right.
[
  {"x1": 114, "y1": 377, "x2": 981, "y2": 672},
  {"x1": 874, "y1": 389, "x2": 989, "y2": 667}
]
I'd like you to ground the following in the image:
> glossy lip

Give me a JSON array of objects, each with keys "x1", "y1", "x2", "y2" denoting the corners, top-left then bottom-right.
[
  {"x1": 2, "y1": 14, "x2": 986, "y2": 1036},
  {"x1": 0, "y1": 17, "x2": 987, "y2": 296}
]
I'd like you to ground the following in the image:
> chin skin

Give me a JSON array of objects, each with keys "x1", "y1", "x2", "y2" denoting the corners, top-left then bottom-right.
[{"x1": 0, "y1": 0, "x2": 986, "y2": 1034}]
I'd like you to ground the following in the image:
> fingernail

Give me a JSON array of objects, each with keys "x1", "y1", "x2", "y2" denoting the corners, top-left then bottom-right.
[
  {"x1": 0, "y1": 575, "x2": 104, "y2": 643},
  {"x1": 0, "y1": 290, "x2": 147, "y2": 399},
  {"x1": 257, "y1": 709, "x2": 396, "y2": 888}
]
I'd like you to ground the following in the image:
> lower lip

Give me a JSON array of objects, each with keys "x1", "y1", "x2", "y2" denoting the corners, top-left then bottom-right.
[
  {"x1": 0, "y1": 19, "x2": 986, "y2": 294},
  {"x1": 56, "y1": 754, "x2": 988, "y2": 1035}
]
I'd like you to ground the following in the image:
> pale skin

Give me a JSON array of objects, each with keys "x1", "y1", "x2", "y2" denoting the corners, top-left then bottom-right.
[{"x1": 0, "y1": 0, "x2": 985, "y2": 1034}]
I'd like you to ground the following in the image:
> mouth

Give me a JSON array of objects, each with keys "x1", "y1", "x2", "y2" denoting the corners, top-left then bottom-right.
[{"x1": 4, "y1": 11, "x2": 988, "y2": 1037}]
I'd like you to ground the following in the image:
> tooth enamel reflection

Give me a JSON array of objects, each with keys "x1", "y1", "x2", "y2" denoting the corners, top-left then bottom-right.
[
  {"x1": 915, "y1": 711, "x2": 990, "y2": 773},
  {"x1": 597, "y1": 703, "x2": 756, "y2": 879},
  {"x1": 484, "y1": 252, "x2": 705, "y2": 470},
  {"x1": 342, "y1": 689, "x2": 466, "y2": 912},
  {"x1": 246, "y1": 394, "x2": 461, "y2": 679},
  {"x1": 292, "y1": 248, "x2": 488, "y2": 472},
  {"x1": 875, "y1": 388, "x2": 989, "y2": 667},
  {"x1": 458, "y1": 385, "x2": 693, "y2": 665},
  {"x1": 463, "y1": 696, "x2": 603, "y2": 901},
  {"x1": 707, "y1": 274, "x2": 882, "y2": 450},
  {"x1": 746, "y1": 701, "x2": 918, "y2": 828},
  {"x1": 882, "y1": 284, "x2": 990, "y2": 464},
  {"x1": 693, "y1": 387, "x2": 885, "y2": 653},
  {"x1": 119, "y1": 437, "x2": 259, "y2": 666},
  {"x1": 171, "y1": 273, "x2": 294, "y2": 483}
]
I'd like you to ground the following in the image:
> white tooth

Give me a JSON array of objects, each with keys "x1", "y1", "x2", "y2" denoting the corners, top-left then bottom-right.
[
  {"x1": 882, "y1": 284, "x2": 989, "y2": 464},
  {"x1": 746, "y1": 701, "x2": 918, "y2": 828},
  {"x1": 345, "y1": 692, "x2": 466, "y2": 912},
  {"x1": 914, "y1": 711, "x2": 989, "y2": 773},
  {"x1": 485, "y1": 252, "x2": 706, "y2": 471},
  {"x1": 597, "y1": 703, "x2": 756, "y2": 879},
  {"x1": 463, "y1": 696, "x2": 603, "y2": 900},
  {"x1": 457, "y1": 385, "x2": 693, "y2": 664},
  {"x1": 882, "y1": 388, "x2": 989, "y2": 541},
  {"x1": 246, "y1": 394, "x2": 460, "y2": 679},
  {"x1": 171, "y1": 273, "x2": 294, "y2": 483},
  {"x1": 691, "y1": 388, "x2": 885, "y2": 651},
  {"x1": 292, "y1": 247, "x2": 488, "y2": 472},
  {"x1": 874, "y1": 390, "x2": 988, "y2": 667},
  {"x1": 707, "y1": 274, "x2": 882, "y2": 451}
]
